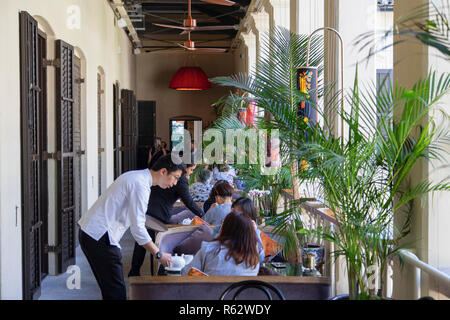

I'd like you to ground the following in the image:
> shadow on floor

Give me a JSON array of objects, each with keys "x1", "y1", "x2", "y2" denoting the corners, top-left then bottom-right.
[{"x1": 38, "y1": 230, "x2": 152, "y2": 300}]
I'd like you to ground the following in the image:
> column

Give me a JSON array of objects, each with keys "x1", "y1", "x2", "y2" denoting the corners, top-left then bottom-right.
[
  {"x1": 297, "y1": 0, "x2": 324, "y2": 35},
  {"x1": 251, "y1": 5, "x2": 271, "y2": 66},
  {"x1": 323, "y1": 0, "x2": 340, "y2": 136},
  {"x1": 392, "y1": 0, "x2": 450, "y2": 300},
  {"x1": 240, "y1": 21, "x2": 258, "y2": 74},
  {"x1": 270, "y1": 0, "x2": 291, "y2": 31}
]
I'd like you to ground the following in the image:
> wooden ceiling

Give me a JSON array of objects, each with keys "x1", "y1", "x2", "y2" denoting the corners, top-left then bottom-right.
[{"x1": 119, "y1": 0, "x2": 252, "y2": 53}]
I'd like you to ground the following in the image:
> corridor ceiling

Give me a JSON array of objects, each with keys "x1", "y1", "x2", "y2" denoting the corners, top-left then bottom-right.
[{"x1": 114, "y1": 0, "x2": 252, "y2": 53}]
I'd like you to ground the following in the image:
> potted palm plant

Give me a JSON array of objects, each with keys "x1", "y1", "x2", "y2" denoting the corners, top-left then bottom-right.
[
  {"x1": 211, "y1": 24, "x2": 450, "y2": 299},
  {"x1": 211, "y1": 26, "x2": 325, "y2": 261},
  {"x1": 296, "y1": 69, "x2": 450, "y2": 299}
]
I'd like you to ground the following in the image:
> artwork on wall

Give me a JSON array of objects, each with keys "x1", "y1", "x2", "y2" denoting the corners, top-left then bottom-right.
[{"x1": 296, "y1": 66, "x2": 318, "y2": 125}]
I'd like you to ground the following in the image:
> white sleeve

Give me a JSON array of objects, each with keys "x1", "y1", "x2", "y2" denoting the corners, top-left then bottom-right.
[{"x1": 128, "y1": 179, "x2": 153, "y2": 246}]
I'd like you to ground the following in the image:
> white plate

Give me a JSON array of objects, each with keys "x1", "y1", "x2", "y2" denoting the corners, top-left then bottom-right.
[{"x1": 165, "y1": 266, "x2": 182, "y2": 272}]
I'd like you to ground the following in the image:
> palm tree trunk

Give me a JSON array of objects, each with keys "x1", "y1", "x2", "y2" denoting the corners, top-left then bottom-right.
[{"x1": 348, "y1": 264, "x2": 360, "y2": 300}]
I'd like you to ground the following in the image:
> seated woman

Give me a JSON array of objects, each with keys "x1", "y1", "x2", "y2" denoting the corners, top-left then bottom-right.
[
  {"x1": 189, "y1": 168, "x2": 213, "y2": 202},
  {"x1": 203, "y1": 180, "x2": 225, "y2": 213},
  {"x1": 212, "y1": 164, "x2": 234, "y2": 186},
  {"x1": 201, "y1": 182, "x2": 234, "y2": 226},
  {"x1": 212, "y1": 197, "x2": 265, "y2": 262},
  {"x1": 181, "y1": 211, "x2": 260, "y2": 276}
]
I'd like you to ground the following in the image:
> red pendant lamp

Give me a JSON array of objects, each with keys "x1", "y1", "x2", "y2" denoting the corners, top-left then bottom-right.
[{"x1": 169, "y1": 66, "x2": 211, "y2": 90}]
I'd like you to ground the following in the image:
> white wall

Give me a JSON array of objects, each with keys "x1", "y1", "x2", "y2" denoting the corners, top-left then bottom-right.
[
  {"x1": 136, "y1": 52, "x2": 235, "y2": 144},
  {"x1": 0, "y1": 0, "x2": 136, "y2": 299}
]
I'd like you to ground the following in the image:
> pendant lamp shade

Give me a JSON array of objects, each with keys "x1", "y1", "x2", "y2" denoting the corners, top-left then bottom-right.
[{"x1": 169, "y1": 66, "x2": 211, "y2": 90}]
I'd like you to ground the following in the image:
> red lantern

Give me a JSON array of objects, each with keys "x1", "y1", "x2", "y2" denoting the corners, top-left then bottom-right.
[{"x1": 169, "y1": 66, "x2": 211, "y2": 90}]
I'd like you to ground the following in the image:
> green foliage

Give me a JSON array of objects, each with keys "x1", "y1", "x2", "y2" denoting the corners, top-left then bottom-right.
[
  {"x1": 210, "y1": 24, "x2": 450, "y2": 300},
  {"x1": 296, "y1": 69, "x2": 450, "y2": 299}
]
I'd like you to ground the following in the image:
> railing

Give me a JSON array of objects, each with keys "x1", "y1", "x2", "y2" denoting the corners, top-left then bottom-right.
[
  {"x1": 398, "y1": 249, "x2": 450, "y2": 299},
  {"x1": 279, "y1": 189, "x2": 339, "y2": 296},
  {"x1": 279, "y1": 189, "x2": 450, "y2": 299}
]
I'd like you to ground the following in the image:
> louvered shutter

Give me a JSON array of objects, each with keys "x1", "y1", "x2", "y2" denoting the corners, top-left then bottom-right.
[
  {"x1": 97, "y1": 74, "x2": 103, "y2": 196},
  {"x1": 55, "y1": 39, "x2": 76, "y2": 273},
  {"x1": 113, "y1": 83, "x2": 121, "y2": 179},
  {"x1": 19, "y1": 11, "x2": 43, "y2": 300},
  {"x1": 121, "y1": 89, "x2": 137, "y2": 173},
  {"x1": 73, "y1": 56, "x2": 83, "y2": 246}
]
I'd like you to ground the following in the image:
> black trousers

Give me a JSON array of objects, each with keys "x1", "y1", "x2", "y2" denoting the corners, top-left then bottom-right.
[
  {"x1": 128, "y1": 228, "x2": 155, "y2": 277},
  {"x1": 79, "y1": 230, "x2": 126, "y2": 300}
]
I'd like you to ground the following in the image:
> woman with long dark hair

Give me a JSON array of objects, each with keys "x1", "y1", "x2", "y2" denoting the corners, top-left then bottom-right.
[
  {"x1": 211, "y1": 197, "x2": 265, "y2": 262},
  {"x1": 181, "y1": 211, "x2": 260, "y2": 276}
]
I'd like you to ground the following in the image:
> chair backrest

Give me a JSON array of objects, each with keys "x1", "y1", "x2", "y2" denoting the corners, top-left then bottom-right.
[
  {"x1": 219, "y1": 280, "x2": 286, "y2": 300},
  {"x1": 153, "y1": 226, "x2": 199, "y2": 274}
]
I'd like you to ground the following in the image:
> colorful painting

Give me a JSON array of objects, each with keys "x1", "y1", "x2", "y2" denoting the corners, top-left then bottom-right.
[{"x1": 296, "y1": 67, "x2": 318, "y2": 125}]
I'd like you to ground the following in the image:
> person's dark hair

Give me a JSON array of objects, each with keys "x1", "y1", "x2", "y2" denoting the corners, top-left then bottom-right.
[
  {"x1": 185, "y1": 163, "x2": 196, "y2": 169},
  {"x1": 212, "y1": 180, "x2": 233, "y2": 198},
  {"x1": 198, "y1": 169, "x2": 212, "y2": 184},
  {"x1": 150, "y1": 154, "x2": 185, "y2": 173},
  {"x1": 218, "y1": 164, "x2": 230, "y2": 172},
  {"x1": 232, "y1": 197, "x2": 257, "y2": 222},
  {"x1": 213, "y1": 211, "x2": 259, "y2": 269},
  {"x1": 205, "y1": 180, "x2": 226, "y2": 205}
]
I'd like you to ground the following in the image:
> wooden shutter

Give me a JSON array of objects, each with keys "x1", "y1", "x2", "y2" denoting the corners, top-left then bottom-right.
[
  {"x1": 113, "y1": 83, "x2": 121, "y2": 179},
  {"x1": 97, "y1": 74, "x2": 103, "y2": 196},
  {"x1": 38, "y1": 29, "x2": 49, "y2": 281},
  {"x1": 55, "y1": 39, "x2": 76, "y2": 273},
  {"x1": 121, "y1": 89, "x2": 137, "y2": 173},
  {"x1": 19, "y1": 11, "x2": 43, "y2": 300},
  {"x1": 73, "y1": 56, "x2": 83, "y2": 247}
]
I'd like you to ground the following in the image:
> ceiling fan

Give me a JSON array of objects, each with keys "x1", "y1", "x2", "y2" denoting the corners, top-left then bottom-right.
[
  {"x1": 152, "y1": 0, "x2": 237, "y2": 34},
  {"x1": 200, "y1": 0, "x2": 236, "y2": 6},
  {"x1": 176, "y1": 31, "x2": 228, "y2": 52}
]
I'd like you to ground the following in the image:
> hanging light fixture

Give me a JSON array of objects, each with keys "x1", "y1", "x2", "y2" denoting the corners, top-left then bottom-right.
[
  {"x1": 169, "y1": 53, "x2": 211, "y2": 91},
  {"x1": 169, "y1": 66, "x2": 211, "y2": 91}
]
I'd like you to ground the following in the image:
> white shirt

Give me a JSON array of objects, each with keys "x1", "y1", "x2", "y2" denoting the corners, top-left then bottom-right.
[{"x1": 78, "y1": 169, "x2": 153, "y2": 249}]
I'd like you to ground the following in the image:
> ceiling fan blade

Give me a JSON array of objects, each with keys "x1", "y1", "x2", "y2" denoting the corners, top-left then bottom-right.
[
  {"x1": 153, "y1": 23, "x2": 188, "y2": 30},
  {"x1": 191, "y1": 47, "x2": 228, "y2": 52},
  {"x1": 200, "y1": 0, "x2": 236, "y2": 6},
  {"x1": 180, "y1": 25, "x2": 236, "y2": 35},
  {"x1": 190, "y1": 25, "x2": 237, "y2": 31},
  {"x1": 176, "y1": 43, "x2": 190, "y2": 50}
]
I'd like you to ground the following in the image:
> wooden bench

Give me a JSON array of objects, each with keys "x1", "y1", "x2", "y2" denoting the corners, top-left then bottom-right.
[{"x1": 129, "y1": 275, "x2": 331, "y2": 300}]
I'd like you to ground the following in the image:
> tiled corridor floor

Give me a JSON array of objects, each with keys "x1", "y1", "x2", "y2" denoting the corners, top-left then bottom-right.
[{"x1": 38, "y1": 230, "x2": 152, "y2": 300}]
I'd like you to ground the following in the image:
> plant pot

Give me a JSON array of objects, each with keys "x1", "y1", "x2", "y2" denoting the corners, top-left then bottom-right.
[
  {"x1": 235, "y1": 178, "x2": 246, "y2": 190},
  {"x1": 328, "y1": 294, "x2": 349, "y2": 300},
  {"x1": 301, "y1": 243, "x2": 325, "y2": 265},
  {"x1": 328, "y1": 294, "x2": 394, "y2": 300}
]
